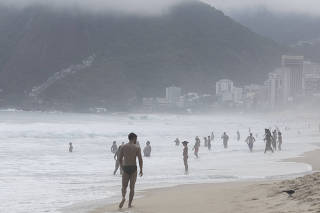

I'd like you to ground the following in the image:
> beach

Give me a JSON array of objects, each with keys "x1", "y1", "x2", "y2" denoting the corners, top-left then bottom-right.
[{"x1": 91, "y1": 150, "x2": 320, "y2": 213}]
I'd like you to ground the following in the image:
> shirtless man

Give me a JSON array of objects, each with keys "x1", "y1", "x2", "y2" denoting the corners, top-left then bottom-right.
[
  {"x1": 118, "y1": 133, "x2": 143, "y2": 209},
  {"x1": 182, "y1": 141, "x2": 189, "y2": 173},
  {"x1": 111, "y1": 141, "x2": 118, "y2": 154},
  {"x1": 245, "y1": 133, "x2": 256, "y2": 152}
]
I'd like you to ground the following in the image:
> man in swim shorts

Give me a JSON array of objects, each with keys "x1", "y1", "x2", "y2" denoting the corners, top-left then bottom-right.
[{"x1": 118, "y1": 133, "x2": 143, "y2": 209}]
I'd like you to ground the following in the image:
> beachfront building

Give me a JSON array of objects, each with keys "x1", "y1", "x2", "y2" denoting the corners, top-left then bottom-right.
[
  {"x1": 281, "y1": 55, "x2": 304, "y2": 100},
  {"x1": 232, "y1": 87, "x2": 243, "y2": 104},
  {"x1": 216, "y1": 79, "x2": 234, "y2": 102},
  {"x1": 266, "y1": 69, "x2": 284, "y2": 109},
  {"x1": 166, "y1": 86, "x2": 182, "y2": 105},
  {"x1": 303, "y1": 61, "x2": 320, "y2": 96}
]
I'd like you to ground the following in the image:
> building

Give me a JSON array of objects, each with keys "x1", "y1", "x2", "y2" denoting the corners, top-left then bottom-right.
[
  {"x1": 303, "y1": 61, "x2": 320, "y2": 95},
  {"x1": 166, "y1": 86, "x2": 182, "y2": 104},
  {"x1": 304, "y1": 72, "x2": 320, "y2": 96},
  {"x1": 216, "y1": 79, "x2": 234, "y2": 95},
  {"x1": 232, "y1": 87, "x2": 243, "y2": 103},
  {"x1": 281, "y1": 55, "x2": 304, "y2": 99},
  {"x1": 266, "y1": 70, "x2": 283, "y2": 108},
  {"x1": 216, "y1": 79, "x2": 234, "y2": 102}
]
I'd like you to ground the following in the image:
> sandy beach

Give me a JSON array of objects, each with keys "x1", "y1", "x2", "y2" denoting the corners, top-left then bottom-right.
[{"x1": 90, "y1": 149, "x2": 320, "y2": 213}]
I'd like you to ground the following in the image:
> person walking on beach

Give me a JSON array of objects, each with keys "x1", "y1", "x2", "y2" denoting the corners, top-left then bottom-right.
[
  {"x1": 182, "y1": 141, "x2": 189, "y2": 173},
  {"x1": 237, "y1": 130, "x2": 240, "y2": 142},
  {"x1": 143, "y1": 141, "x2": 152, "y2": 157},
  {"x1": 264, "y1": 129, "x2": 274, "y2": 153},
  {"x1": 175, "y1": 138, "x2": 180, "y2": 146},
  {"x1": 193, "y1": 139, "x2": 200, "y2": 158},
  {"x1": 272, "y1": 130, "x2": 277, "y2": 151},
  {"x1": 114, "y1": 143, "x2": 124, "y2": 175},
  {"x1": 111, "y1": 141, "x2": 118, "y2": 154},
  {"x1": 69, "y1": 142, "x2": 73, "y2": 153},
  {"x1": 207, "y1": 136, "x2": 212, "y2": 150},
  {"x1": 278, "y1": 132, "x2": 283, "y2": 151},
  {"x1": 221, "y1": 132, "x2": 229, "y2": 149},
  {"x1": 245, "y1": 133, "x2": 256, "y2": 152},
  {"x1": 118, "y1": 133, "x2": 143, "y2": 209}
]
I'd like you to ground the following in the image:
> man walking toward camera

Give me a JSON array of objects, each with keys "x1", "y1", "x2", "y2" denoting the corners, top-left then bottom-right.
[{"x1": 118, "y1": 133, "x2": 143, "y2": 209}]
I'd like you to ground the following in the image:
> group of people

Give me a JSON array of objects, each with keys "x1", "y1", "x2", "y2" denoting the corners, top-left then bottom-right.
[
  {"x1": 176, "y1": 128, "x2": 284, "y2": 173},
  {"x1": 264, "y1": 129, "x2": 283, "y2": 153}
]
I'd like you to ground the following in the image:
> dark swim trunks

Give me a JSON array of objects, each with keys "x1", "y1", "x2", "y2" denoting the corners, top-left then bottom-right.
[{"x1": 122, "y1": 165, "x2": 137, "y2": 175}]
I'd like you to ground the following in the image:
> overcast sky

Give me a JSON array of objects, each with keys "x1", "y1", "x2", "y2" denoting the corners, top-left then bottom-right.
[
  {"x1": 207, "y1": 0, "x2": 320, "y2": 15},
  {"x1": 1, "y1": 0, "x2": 320, "y2": 16}
]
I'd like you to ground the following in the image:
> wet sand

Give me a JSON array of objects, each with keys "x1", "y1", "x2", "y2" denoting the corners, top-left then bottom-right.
[{"x1": 89, "y1": 149, "x2": 320, "y2": 213}]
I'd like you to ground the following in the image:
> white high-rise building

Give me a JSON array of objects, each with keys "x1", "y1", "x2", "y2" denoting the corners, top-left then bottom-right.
[
  {"x1": 232, "y1": 87, "x2": 243, "y2": 103},
  {"x1": 166, "y1": 86, "x2": 182, "y2": 104},
  {"x1": 303, "y1": 61, "x2": 320, "y2": 95},
  {"x1": 267, "y1": 70, "x2": 283, "y2": 108},
  {"x1": 281, "y1": 55, "x2": 304, "y2": 99}
]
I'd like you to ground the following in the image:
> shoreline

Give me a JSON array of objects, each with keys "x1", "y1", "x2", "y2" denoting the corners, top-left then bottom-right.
[{"x1": 85, "y1": 149, "x2": 320, "y2": 213}]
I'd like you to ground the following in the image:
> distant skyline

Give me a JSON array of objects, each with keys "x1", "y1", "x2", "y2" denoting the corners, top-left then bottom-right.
[{"x1": 1, "y1": 0, "x2": 320, "y2": 16}]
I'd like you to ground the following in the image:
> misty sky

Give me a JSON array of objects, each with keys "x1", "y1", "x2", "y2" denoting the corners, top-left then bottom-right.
[
  {"x1": 1, "y1": 0, "x2": 320, "y2": 16},
  {"x1": 208, "y1": 0, "x2": 320, "y2": 15}
]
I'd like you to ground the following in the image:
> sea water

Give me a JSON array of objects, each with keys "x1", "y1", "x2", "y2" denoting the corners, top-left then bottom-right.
[{"x1": 0, "y1": 110, "x2": 319, "y2": 213}]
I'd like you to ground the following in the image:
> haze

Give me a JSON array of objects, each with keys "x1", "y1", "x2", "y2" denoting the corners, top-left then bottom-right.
[
  {"x1": 1, "y1": 0, "x2": 320, "y2": 16},
  {"x1": 209, "y1": 0, "x2": 320, "y2": 16}
]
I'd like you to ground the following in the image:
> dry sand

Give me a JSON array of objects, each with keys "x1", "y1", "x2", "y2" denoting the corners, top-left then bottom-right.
[{"x1": 91, "y1": 150, "x2": 320, "y2": 213}]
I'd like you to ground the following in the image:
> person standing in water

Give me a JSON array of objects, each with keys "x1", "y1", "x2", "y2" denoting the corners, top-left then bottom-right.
[
  {"x1": 118, "y1": 133, "x2": 143, "y2": 209},
  {"x1": 69, "y1": 142, "x2": 73, "y2": 153},
  {"x1": 264, "y1": 129, "x2": 274, "y2": 153},
  {"x1": 195, "y1": 136, "x2": 201, "y2": 147},
  {"x1": 143, "y1": 141, "x2": 152, "y2": 157},
  {"x1": 207, "y1": 136, "x2": 212, "y2": 150},
  {"x1": 193, "y1": 139, "x2": 200, "y2": 158},
  {"x1": 272, "y1": 130, "x2": 277, "y2": 151},
  {"x1": 114, "y1": 142, "x2": 125, "y2": 175},
  {"x1": 182, "y1": 141, "x2": 189, "y2": 173},
  {"x1": 204, "y1": 137, "x2": 208, "y2": 147},
  {"x1": 278, "y1": 132, "x2": 283, "y2": 151},
  {"x1": 221, "y1": 132, "x2": 229, "y2": 149},
  {"x1": 211, "y1": 132, "x2": 215, "y2": 142},
  {"x1": 237, "y1": 130, "x2": 240, "y2": 142},
  {"x1": 111, "y1": 141, "x2": 118, "y2": 154},
  {"x1": 174, "y1": 138, "x2": 180, "y2": 146},
  {"x1": 245, "y1": 133, "x2": 256, "y2": 152}
]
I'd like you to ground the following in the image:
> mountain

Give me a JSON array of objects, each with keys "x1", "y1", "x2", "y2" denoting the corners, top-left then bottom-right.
[
  {"x1": 0, "y1": 1, "x2": 285, "y2": 111},
  {"x1": 230, "y1": 8, "x2": 320, "y2": 45}
]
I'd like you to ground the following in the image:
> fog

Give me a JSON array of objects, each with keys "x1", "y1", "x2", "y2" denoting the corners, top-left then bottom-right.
[
  {"x1": 1, "y1": 0, "x2": 320, "y2": 16},
  {"x1": 208, "y1": 0, "x2": 320, "y2": 16},
  {"x1": 0, "y1": 0, "x2": 188, "y2": 15}
]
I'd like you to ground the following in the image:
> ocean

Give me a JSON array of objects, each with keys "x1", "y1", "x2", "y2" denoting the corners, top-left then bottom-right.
[{"x1": 0, "y1": 110, "x2": 319, "y2": 213}]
